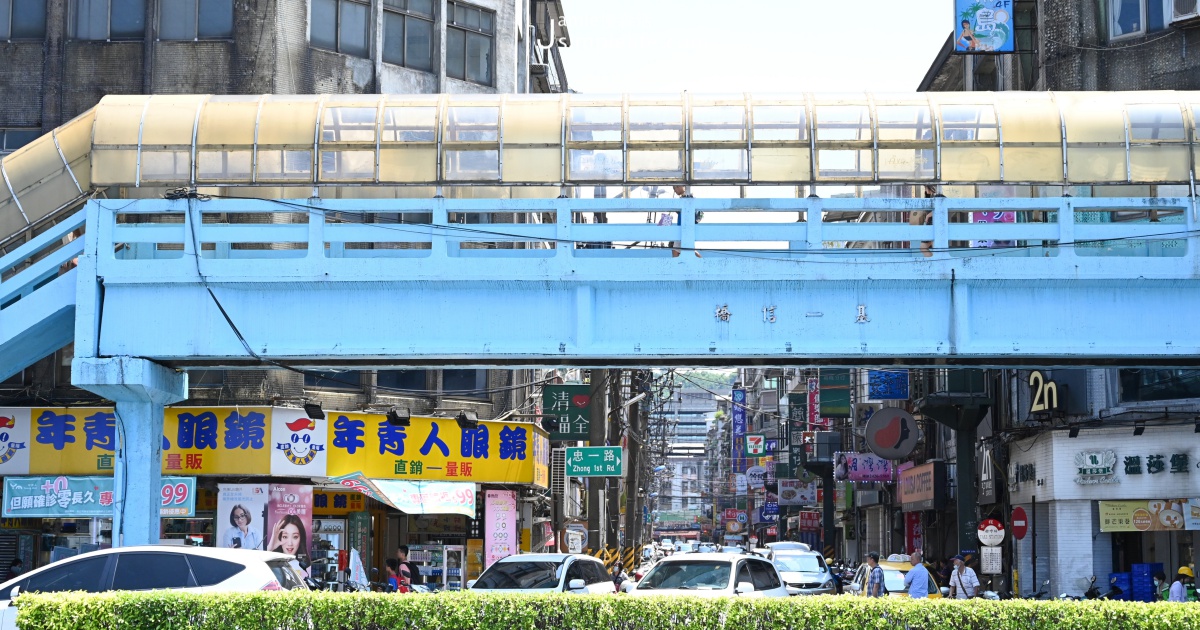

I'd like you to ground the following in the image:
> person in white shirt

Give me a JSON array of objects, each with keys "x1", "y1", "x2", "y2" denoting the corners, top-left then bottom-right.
[
  {"x1": 948, "y1": 554, "x2": 980, "y2": 599},
  {"x1": 1169, "y1": 566, "x2": 1193, "y2": 603}
]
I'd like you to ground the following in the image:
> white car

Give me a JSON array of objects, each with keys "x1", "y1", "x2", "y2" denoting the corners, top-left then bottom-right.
[
  {"x1": 627, "y1": 553, "x2": 791, "y2": 598},
  {"x1": 772, "y1": 552, "x2": 837, "y2": 596},
  {"x1": 0, "y1": 545, "x2": 306, "y2": 630},
  {"x1": 467, "y1": 553, "x2": 615, "y2": 594}
]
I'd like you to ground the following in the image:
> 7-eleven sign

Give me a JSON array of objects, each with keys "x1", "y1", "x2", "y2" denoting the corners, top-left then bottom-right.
[{"x1": 745, "y1": 434, "x2": 766, "y2": 456}]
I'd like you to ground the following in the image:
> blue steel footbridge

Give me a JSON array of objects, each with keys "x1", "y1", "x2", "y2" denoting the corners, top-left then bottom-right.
[{"x1": 1, "y1": 91, "x2": 1199, "y2": 542}]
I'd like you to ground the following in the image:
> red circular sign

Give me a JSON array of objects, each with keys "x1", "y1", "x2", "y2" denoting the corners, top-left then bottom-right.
[
  {"x1": 1011, "y1": 507, "x2": 1029, "y2": 540},
  {"x1": 977, "y1": 518, "x2": 1005, "y2": 546}
]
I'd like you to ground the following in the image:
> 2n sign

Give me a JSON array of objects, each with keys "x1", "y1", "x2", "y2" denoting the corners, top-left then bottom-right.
[
  {"x1": 1029, "y1": 371, "x2": 1060, "y2": 413},
  {"x1": 745, "y1": 434, "x2": 765, "y2": 456}
]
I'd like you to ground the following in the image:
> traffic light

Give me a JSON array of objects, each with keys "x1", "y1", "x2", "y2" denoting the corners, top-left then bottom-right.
[{"x1": 540, "y1": 416, "x2": 558, "y2": 433}]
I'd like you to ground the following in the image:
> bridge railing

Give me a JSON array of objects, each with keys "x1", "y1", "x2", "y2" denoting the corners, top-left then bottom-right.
[
  {"x1": 0, "y1": 210, "x2": 85, "y2": 311},
  {"x1": 94, "y1": 196, "x2": 1197, "y2": 265}
]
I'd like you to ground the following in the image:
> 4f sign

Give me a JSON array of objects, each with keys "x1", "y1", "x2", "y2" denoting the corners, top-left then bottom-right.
[{"x1": 745, "y1": 434, "x2": 766, "y2": 456}]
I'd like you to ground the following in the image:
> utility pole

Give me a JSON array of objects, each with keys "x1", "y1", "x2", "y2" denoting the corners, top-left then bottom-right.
[
  {"x1": 587, "y1": 370, "x2": 607, "y2": 551},
  {"x1": 606, "y1": 369, "x2": 623, "y2": 549},
  {"x1": 623, "y1": 370, "x2": 645, "y2": 553}
]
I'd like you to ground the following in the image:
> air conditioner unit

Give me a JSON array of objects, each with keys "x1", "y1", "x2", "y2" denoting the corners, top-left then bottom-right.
[{"x1": 1174, "y1": 0, "x2": 1200, "y2": 25}]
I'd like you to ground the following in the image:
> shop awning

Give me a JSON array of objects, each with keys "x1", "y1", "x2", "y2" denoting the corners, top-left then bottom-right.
[{"x1": 329, "y1": 472, "x2": 476, "y2": 518}]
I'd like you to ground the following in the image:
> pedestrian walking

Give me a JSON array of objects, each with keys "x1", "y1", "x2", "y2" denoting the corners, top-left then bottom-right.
[
  {"x1": 948, "y1": 554, "x2": 979, "y2": 599},
  {"x1": 866, "y1": 552, "x2": 885, "y2": 597},
  {"x1": 903, "y1": 551, "x2": 930, "y2": 599}
]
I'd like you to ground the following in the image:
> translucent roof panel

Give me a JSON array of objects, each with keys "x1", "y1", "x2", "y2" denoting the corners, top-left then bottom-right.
[{"x1": 4, "y1": 91, "x2": 1200, "y2": 243}]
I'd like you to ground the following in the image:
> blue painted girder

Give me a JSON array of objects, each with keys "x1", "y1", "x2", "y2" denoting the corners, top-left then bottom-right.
[{"x1": 73, "y1": 197, "x2": 1200, "y2": 367}]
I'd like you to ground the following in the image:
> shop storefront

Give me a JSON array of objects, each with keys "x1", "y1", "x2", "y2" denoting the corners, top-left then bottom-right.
[
  {"x1": 1008, "y1": 425, "x2": 1198, "y2": 601},
  {"x1": 0, "y1": 406, "x2": 550, "y2": 586}
]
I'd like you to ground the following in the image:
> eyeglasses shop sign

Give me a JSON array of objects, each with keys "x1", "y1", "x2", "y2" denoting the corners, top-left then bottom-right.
[{"x1": 898, "y1": 461, "x2": 946, "y2": 512}]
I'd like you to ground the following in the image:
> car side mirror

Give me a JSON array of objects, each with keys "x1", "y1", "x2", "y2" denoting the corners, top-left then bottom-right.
[
  {"x1": 940, "y1": 586, "x2": 951, "y2": 597},
  {"x1": 735, "y1": 581, "x2": 754, "y2": 595},
  {"x1": 567, "y1": 578, "x2": 586, "y2": 591},
  {"x1": 8, "y1": 586, "x2": 18, "y2": 600},
  {"x1": 848, "y1": 583, "x2": 861, "y2": 593},
  {"x1": 466, "y1": 580, "x2": 477, "y2": 589}
]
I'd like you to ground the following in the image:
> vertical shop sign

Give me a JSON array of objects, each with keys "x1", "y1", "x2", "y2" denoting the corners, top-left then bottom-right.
[
  {"x1": 732, "y1": 389, "x2": 747, "y2": 473},
  {"x1": 484, "y1": 490, "x2": 518, "y2": 570},
  {"x1": 542, "y1": 384, "x2": 592, "y2": 441}
]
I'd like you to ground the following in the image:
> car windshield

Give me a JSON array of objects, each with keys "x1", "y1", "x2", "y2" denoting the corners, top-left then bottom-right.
[
  {"x1": 883, "y1": 570, "x2": 907, "y2": 592},
  {"x1": 774, "y1": 555, "x2": 822, "y2": 573},
  {"x1": 473, "y1": 560, "x2": 564, "y2": 589},
  {"x1": 637, "y1": 560, "x2": 731, "y2": 590}
]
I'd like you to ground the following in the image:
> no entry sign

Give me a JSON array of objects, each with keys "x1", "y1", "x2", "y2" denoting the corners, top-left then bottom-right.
[{"x1": 1011, "y1": 506, "x2": 1028, "y2": 540}]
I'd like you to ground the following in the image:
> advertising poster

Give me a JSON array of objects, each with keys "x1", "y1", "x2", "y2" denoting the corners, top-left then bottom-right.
[
  {"x1": 955, "y1": 0, "x2": 1014, "y2": 53},
  {"x1": 833, "y1": 452, "x2": 895, "y2": 482},
  {"x1": 778, "y1": 479, "x2": 817, "y2": 506},
  {"x1": 265, "y1": 484, "x2": 314, "y2": 573},
  {"x1": 1100, "y1": 499, "x2": 1199, "y2": 532},
  {"x1": 484, "y1": 490, "x2": 518, "y2": 569},
  {"x1": 971, "y1": 210, "x2": 1016, "y2": 248},
  {"x1": 217, "y1": 483, "x2": 268, "y2": 550},
  {"x1": 3, "y1": 475, "x2": 195, "y2": 519}
]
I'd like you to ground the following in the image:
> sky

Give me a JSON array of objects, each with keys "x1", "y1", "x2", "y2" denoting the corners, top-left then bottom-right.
[{"x1": 557, "y1": 0, "x2": 952, "y2": 94}]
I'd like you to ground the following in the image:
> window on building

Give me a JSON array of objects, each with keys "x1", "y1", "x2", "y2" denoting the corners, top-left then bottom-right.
[
  {"x1": 1, "y1": 0, "x2": 47, "y2": 40},
  {"x1": 0, "y1": 128, "x2": 39, "y2": 155},
  {"x1": 443, "y1": 369, "x2": 487, "y2": 397},
  {"x1": 158, "y1": 0, "x2": 232, "y2": 40},
  {"x1": 69, "y1": 0, "x2": 146, "y2": 40},
  {"x1": 1109, "y1": 0, "x2": 1172, "y2": 40},
  {"x1": 304, "y1": 370, "x2": 362, "y2": 390},
  {"x1": 377, "y1": 369, "x2": 429, "y2": 392},
  {"x1": 382, "y1": 0, "x2": 433, "y2": 71},
  {"x1": 1119, "y1": 369, "x2": 1200, "y2": 403},
  {"x1": 446, "y1": 1, "x2": 493, "y2": 86},
  {"x1": 310, "y1": 0, "x2": 369, "y2": 58}
]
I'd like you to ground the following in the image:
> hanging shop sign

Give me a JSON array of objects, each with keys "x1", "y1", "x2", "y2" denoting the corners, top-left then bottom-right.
[
  {"x1": 819, "y1": 369, "x2": 851, "y2": 418},
  {"x1": 732, "y1": 389, "x2": 748, "y2": 473},
  {"x1": 796, "y1": 511, "x2": 821, "y2": 532},
  {"x1": 746, "y1": 465, "x2": 767, "y2": 490},
  {"x1": 898, "y1": 461, "x2": 946, "y2": 512},
  {"x1": 270, "y1": 407, "x2": 328, "y2": 477},
  {"x1": 745, "y1": 434, "x2": 766, "y2": 456},
  {"x1": 541, "y1": 384, "x2": 592, "y2": 441},
  {"x1": 313, "y1": 490, "x2": 367, "y2": 516},
  {"x1": 1099, "y1": 499, "x2": 1200, "y2": 533},
  {"x1": 164, "y1": 407, "x2": 274, "y2": 476},
  {"x1": 2, "y1": 475, "x2": 195, "y2": 519},
  {"x1": 1075, "y1": 450, "x2": 1119, "y2": 485},
  {"x1": 905, "y1": 512, "x2": 923, "y2": 554},
  {"x1": 373, "y1": 479, "x2": 477, "y2": 518},
  {"x1": 867, "y1": 370, "x2": 909, "y2": 400},
  {"x1": 833, "y1": 452, "x2": 894, "y2": 482},
  {"x1": 1027, "y1": 371, "x2": 1061, "y2": 413},
  {"x1": 864, "y1": 408, "x2": 921, "y2": 460},
  {"x1": 806, "y1": 379, "x2": 824, "y2": 429},
  {"x1": 953, "y1": 0, "x2": 1015, "y2": 53},
  {"x1": 735, "y1": 473, "x2": 749, "y2": 495},
  {"x1": 484, "y1": 490, "x2": 518, "y2": 570}
]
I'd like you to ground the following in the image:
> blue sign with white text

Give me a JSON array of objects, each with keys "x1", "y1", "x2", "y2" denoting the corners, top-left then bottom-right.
[{"x1": 955, "y1": 1, "x2": 1014, "y2": 53}]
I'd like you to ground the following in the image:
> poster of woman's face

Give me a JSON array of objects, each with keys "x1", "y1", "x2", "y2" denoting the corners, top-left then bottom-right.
[
  {"x1": 265, "y1": 484, "x2": 313, "y2": 575},
  {"x1": 217, "y1": 484, "x2": 268, "y2": 550}
]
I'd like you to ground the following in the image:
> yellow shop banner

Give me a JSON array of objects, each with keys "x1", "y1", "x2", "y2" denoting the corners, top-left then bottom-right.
[
  {"x1": 27, "y1": 407, "x2": 118, "y2": 475},
  {"x1": 162, "y1": 407, "x2": 272, "y2": 475},
  {"x1": 326, "y1": 413, "x2": 550, "y2": 485}
]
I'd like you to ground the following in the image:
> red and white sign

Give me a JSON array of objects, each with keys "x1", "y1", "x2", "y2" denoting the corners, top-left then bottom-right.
[
  {"x1": 978, "y1": 518, "x2": 1005, "y2": 546},
  {"x1": 766, "y1": 526, "x2": 777, "y2": 536},
  {"x1": 806, "y1": 378, "x2": 820, "y2": 427},
  {"x1": 724, "y1": 508, "x2": 739, "y2": 521},
  {"x1": 905, "y1": 512, "x2": 923, "y2": 554},
  {"x1": 1011, "y1": 506, "x2": 1028, "y2": 540},
  {"x1": 797, "y1": 510, "x2": 821, "y2": 531}
]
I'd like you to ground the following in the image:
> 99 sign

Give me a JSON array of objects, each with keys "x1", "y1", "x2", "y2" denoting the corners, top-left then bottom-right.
[{"x1": 161, "y1": 482, "x2": 190, "y2": 506}]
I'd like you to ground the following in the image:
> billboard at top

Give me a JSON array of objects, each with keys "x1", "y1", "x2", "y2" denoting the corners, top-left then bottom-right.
[{"x1": 955, "y1": 1, "x2": 1014, "y2": 53}]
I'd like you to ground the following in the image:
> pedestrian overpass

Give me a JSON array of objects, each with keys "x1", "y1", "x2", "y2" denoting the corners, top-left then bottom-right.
[{"x1": 2, "y1": 90, "x2": 1199, "y2": 544}]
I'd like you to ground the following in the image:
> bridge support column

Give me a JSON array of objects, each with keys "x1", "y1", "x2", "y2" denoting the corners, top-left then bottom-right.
[
  {"x1": 72, "y1": 357, "x2": 187, "y2": 547},
  {"x1": 916, "y1": 393, "x2": 990, "y2": 559}
]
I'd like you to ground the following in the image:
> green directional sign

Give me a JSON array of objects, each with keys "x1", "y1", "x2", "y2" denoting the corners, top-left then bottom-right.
[{"x1": 565, "y1": 446, "x2": 623, "y2": 477}]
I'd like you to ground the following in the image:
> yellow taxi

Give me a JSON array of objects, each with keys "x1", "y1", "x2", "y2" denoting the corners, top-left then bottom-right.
[{"x1": 847, "y1": 555, "x2": 943, "y2": 599}]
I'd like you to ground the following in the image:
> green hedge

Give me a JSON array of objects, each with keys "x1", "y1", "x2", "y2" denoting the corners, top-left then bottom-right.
[{"x1": 15, "y1": 591, "x2": 1200, "y2": 630}]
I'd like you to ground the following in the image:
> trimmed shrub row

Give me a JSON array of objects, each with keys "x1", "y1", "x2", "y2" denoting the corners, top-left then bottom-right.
[{"x1": 15, "y1": 591, "x2": 1200, "y2": 630}]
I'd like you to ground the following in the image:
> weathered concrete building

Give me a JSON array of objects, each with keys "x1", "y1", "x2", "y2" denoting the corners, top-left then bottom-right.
[
  {"x1": 0, "y1": 0, "x2": 569, "y2": 413},
  {"x1": 920, "y1": 0, "x2": 1200, "y2": 92}
]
